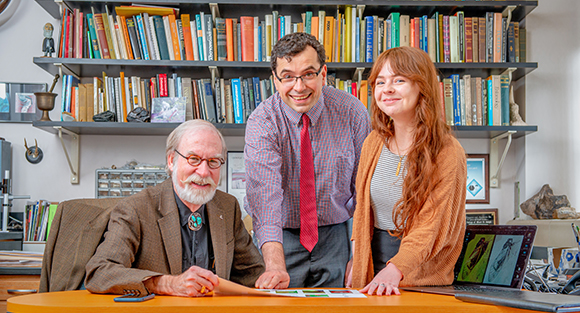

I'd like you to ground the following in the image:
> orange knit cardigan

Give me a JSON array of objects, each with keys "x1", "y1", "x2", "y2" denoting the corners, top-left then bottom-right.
[{"x1": 351, "y1": 130, "x2": 467, "y2": 288}]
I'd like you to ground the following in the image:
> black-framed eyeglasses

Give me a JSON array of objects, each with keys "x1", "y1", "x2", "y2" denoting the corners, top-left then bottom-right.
[
  {"x1": 274, "y1": 66, "x2": 323, "y2": 86},
  {"x1": 174, "y1": 150, "x2": 224, "y2": 169}
]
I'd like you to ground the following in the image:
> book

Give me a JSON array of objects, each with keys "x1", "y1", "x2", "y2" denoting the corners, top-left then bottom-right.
[
  {"x1": 231, "y1": 78, "x2": 243, "y2": 123},
  {"x1": 134, "y1": 14, "x2": 150, "y2": 60},
  {"x1": 87, "y1": 13, "x2": 101, "y2": 59},
  {"x1": 224, "y1": 79, "x2": 234, "y2": 123},
  {"x1": 450, "y1": 74, "x2": 460, "y2": 125},
  {"x1": 167, "y1": 14, "x2": 181, "y2": 60},
  {"x1": 190, "y1": 21, "x2": 200, "y2": 61},
  {"x1": 92, "y1": 12, "x2": 111, "y2": 59},
  {"x1": 240, "y1": 16, "x2": 254, "y2": 62},
  {"x1": 101, "y1": 7, "x2": 117, "y2": 59},
  {"x1": 443, "y1": 78, "x2": 453, "y2": 126},
  {"x1": 204, "y1": 14, "x2": 215, "y2": 61},
  {"x1": 202, "y1": 79, "x2": 217, "y2": 123},
  {"x1": 151, "y1": 97, "x2": 186, "y2": 123},
  {"x1": 125, "y1": 17, "x2": 141, "y2": 59},
  {"x1": 324, "y1": 16, "x2": 334, "y2": 62},
  {"x1": 215, "y1": 17, "x2": 227, "y2": 61},
  {"x1": 449, "y1": 16, "x2": 458, "y2": 63},
  {"x1": 181, "y1": 14, "x2": 194, "y2": 61},
  {"x1": 500, "y1": 74, "x2": 510, "y2": 126},
  {"x1": 365, "y1": 17, "x2": 373, "y2": 63},
  {"x1": 493, "y1": 12, "x2": 502, "y2": 62},
  {"x1": 478, "y1": 17, "x2": 486, "y2": 63},
  {"x1": 152, "y1": 16, "x2": 169, "y2": 60},
  {"x1": 464, "y1": 17, "x2": 473, "y2": 63}
]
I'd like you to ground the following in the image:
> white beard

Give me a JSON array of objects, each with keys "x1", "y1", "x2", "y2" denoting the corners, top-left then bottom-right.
[{"x1": 172, "y1": 162, "x2": 217, "y2": 205}]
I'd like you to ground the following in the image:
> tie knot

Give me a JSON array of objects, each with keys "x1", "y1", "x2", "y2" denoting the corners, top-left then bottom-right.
[{"x1": 302, "y1": 114, "x2": 310, "y2": 127}]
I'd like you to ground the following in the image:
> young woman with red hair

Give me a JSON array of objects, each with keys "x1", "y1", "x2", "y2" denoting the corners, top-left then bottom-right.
[{"x1": 346, "y1": 47, "x2": 467, "y2": 295}]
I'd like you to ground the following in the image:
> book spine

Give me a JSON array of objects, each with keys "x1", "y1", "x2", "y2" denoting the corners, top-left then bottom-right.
[
  {"x1": 181, "y1": 14, "x2": 194, "y2": 61},
  {"x1": 216, "y1": 18, "x2": 227, "y2": 61},
  {"x1": 152, "y1": 16, "x2": 169, "y2": 60},
  {"x1": 195, "y1": 14, "x2": 204, "y2": 61},
  {"x1": 93, "y1": 13, "x2": 111, "y2": 59},
  {"x1": 451, "y1": 74, "x2": 461, "y2": 125},
  {"x1": 125, "y1": 18, "x2": 141, "y2": 59},
  {"x1": 87, "y1": 13, "x2": 101, "y2": 59},
  {"x1": 365, "y1": 17, "x2": 373, "y2": 63},
  {"x1": 190, "y1": 21, "x2": 200, "y2": 61},
  {"x1": 500, "y1": 75, "x2": 510, "y2": 126},
  {"x1": 464, "y1": 17, "x2": 473, "y2": 63},
  {"x1": 135, "y1": 15, "x2": 150, "y2": 60},
  {"x1": 240, "y1": 16, "x2": 254, "y2": 62},
  {"x1": 231, "y1": 78, "x2": 243, "y2": 123},
  {"x1": 443, "y1": 15, "x2": 450, "y2": 63},
  {"x1": 168, "y1": 14, "x2": 182, "y2": 60},
  {"x1": 204, "y1": 14, "x2": 214, "y2": 61}
]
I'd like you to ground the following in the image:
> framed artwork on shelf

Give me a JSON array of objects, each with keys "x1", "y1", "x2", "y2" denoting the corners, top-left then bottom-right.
[
  {"x1": 466, "y1": 208, "x2": 498, "y2": 226},
  {"x1": 226, "y1": 151, "x2": 246, "y2": 213},
  {"x1": 466, "y1": 154, "x2": 489, "y2": 204},
  {"x1": 0, "y1": 82, "x2": 46, "y2": 122}
]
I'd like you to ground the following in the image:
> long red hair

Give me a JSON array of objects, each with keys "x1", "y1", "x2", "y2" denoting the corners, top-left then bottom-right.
[{"x1": 368, "y1": 47, "x2": 451, "y2": 237}]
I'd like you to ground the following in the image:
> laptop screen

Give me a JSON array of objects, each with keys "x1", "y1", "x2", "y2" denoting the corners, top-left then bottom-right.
[{"x1": 454, "y1": 225, "x2": 536, "y2": 289}]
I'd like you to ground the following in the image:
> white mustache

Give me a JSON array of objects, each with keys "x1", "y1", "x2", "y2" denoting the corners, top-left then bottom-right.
[{"x1": 181, "y1": 174, "x2": 217, "y2": 188}]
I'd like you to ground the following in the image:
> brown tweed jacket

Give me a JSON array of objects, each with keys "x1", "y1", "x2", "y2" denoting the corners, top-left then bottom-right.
[
  {"x1": 39, "y1": 197, "x2": 122, "y2": 293},
  {"x1": 85, "y1": 179, "x2": 264, "y2": 295}
]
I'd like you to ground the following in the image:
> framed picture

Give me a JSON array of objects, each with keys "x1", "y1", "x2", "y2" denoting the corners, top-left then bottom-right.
[
  {"x1": 0, "y1": 82, "x2": 46, "y2": 122},
  {"x1": 227, "y1": 152, "x2": 246, "y2": 210},
  {"x1": 466, "y1": 154, "x2": 489, "y2": 204},
  {"x1": 466, "y1": 208, "x2": 498, "y2": 225}
]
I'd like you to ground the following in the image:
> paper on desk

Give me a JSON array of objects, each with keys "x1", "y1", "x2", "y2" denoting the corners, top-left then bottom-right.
[
  {"x1": 0, "y1": 250, "x2": 43, "y2": 267},
  {"x1": 213, "y1": 278, "x2": 366, "y2": 298}
]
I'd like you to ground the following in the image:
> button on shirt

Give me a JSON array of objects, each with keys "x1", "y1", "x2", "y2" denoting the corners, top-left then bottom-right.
[
  {"x1": 245, "y1": 85, "x2": 371, "y2": 247},
  {"x1": 175, "y1": 191, "x2": 214, "y2": 273}
]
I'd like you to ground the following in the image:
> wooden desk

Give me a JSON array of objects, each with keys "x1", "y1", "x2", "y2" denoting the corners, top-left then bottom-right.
[
  {"x1": 7, "y1": 290, "x2": 530, "y2": 313},
  {"x1": 0, "y1": 268, "x2": 40, "y2": 313}
]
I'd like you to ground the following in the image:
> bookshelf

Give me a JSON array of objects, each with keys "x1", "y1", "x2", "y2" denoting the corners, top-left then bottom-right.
[{"x1": 31, "y1": 0, "x2": 539, "y2": 179}]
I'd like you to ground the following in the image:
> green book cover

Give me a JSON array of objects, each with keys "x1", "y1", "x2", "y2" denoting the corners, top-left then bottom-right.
[
  {"x1": 388, "y1": 12, "x2": 400, "y2": 48},
  {"x1": 46, "y1": 204, "x2": 58, "y2": 238},
  {"x1": 305, "y1": 11, "x2": 312, "y2": 34}
]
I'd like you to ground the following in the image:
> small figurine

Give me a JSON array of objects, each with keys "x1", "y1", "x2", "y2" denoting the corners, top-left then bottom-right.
[
  {"x1": 509, "y1": 86, "x2": 527, "y2": 126},
  {"x1": 42, "y1": 22, "x2": 54, "y2": 57}
]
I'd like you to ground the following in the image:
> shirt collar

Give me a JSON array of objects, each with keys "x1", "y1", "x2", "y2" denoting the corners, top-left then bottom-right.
[
  {"x1": 280, "y1": 86, "x2": 326, "y2": 127},
  {"x1": 174, "y1": 189, "x2": 206, "y2": 228}
]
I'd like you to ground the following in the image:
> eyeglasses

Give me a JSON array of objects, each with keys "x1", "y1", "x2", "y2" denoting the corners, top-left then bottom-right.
[
  {"x1": 274, "y1": 66, "x2": 323, "y2": 86},
  {"x1": 174, "y1": 150, "x2": 224, "y2": 169}
]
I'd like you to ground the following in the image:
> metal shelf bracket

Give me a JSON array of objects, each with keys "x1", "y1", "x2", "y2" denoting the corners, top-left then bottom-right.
[
  {"x1": 209, "y1": 66, "x2": 220, "y2": 84},
  {"x1": 490, "y1": 130, "x2": 516, "y2": 188},
  {"x1": 55, "y1": 63, "x2": 80, "y2": 80},
  {"x1": 55, "y1": 126, "x2": 80, "y2": 184},
  {"x1": 209, "y1": 3, "x2": 220, "y2": 20}
]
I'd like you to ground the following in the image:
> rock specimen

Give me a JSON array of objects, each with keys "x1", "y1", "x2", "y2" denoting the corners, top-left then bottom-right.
[{"x1": 520, "y1": 184, "x2": 575, "y2": 219}]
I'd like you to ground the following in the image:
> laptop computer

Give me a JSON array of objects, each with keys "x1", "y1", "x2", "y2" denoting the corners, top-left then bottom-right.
[{"x1": 402, "y1": 224, "x2": 537, "y2": 295}]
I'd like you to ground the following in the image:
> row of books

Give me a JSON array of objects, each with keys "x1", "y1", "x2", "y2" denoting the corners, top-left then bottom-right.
[
  {"x1": 24, "y1": 200, "x2": 58, "y2": 242},
  {"x1": 56, "y1": 4, "x2": 526, "y2": 64},
  {"x1": 441, "y1": 74, "x2": 511, "y2": 127},
  {"x1": 61, "y1": 73, "x2": 278, "y2": 123}
]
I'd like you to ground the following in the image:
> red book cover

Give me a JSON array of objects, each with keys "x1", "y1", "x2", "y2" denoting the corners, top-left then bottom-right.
[
  {"x1": 410, "y1": 18, "x2": 415, "y2": 48},
  {"x1": 93, "y1": 13, "x2": 111, "y2": 59},
  {"x1": 158, "y1": 73, "x2": 168, "y2": 97},
  {"x1": 414, "y1": 18, "x2": 420, "y2": 49},
  {"x1": 351, "y1": 82, "x2": 357, "y2": 98},
  {"x1": 464, "y1": 17, "x2": 473, "y2": 63},
  {"x1": 150, "y1": 78, "x2": 157, "y2": 99},
  {"x1": 240, "y1": 16, "x2": 254, "y2": 62},
  {"x1": 64, "y1": 13, "x2": 70, "y2": 58},
  {"x1": 67, "y1": 11, "x2": 74, "y2": 58}
]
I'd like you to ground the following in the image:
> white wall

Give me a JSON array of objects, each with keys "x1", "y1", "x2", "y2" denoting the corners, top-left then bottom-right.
[
  {"x1": 0, "y1": 1, "x2": 572, "y2": 225},
  {"x1": 525, "y1": 0, "x2": 580, "y2": 211}
]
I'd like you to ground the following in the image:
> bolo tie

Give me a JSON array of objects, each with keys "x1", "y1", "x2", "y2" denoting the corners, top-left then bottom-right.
[{"x1": 188, "y1": 212, "x2": 202, "y2": 231}]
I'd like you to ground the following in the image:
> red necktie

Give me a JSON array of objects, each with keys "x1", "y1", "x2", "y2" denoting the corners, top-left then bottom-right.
[{"x1": 300, "y1": 114, "x2": 318, "y2": 252}]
